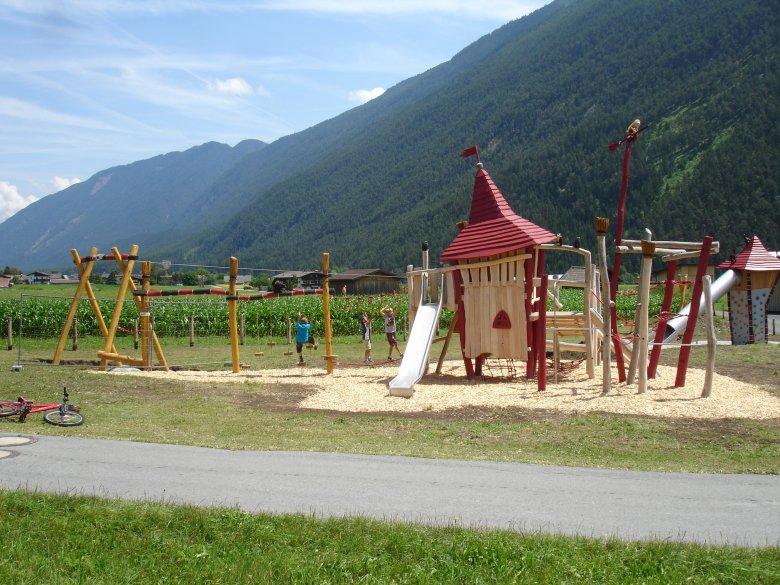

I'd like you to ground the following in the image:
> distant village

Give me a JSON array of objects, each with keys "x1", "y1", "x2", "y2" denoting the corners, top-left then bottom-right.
[{"x1": 0, "y1": 267, "x2": 405, "y2": 296}]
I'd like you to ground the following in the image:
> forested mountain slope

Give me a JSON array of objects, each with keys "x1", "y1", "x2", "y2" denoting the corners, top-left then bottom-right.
[{"x1": 175, "y1": 0, "x2": 779, "y2": 274}]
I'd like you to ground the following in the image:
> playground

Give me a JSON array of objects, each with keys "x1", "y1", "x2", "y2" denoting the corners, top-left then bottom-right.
[{"x1": 7, "y1": 122, "x2": 780, "y2": 428}]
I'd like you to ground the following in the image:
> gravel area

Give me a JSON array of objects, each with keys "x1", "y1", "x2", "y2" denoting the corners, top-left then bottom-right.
[{"x1": 106, "y1": 360, "x2": 780, "y2": 420}]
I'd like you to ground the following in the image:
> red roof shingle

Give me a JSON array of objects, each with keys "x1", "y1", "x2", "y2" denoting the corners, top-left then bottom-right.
[
  {"x1": 717, "y1": 235, "x2": 780, "y2": 272},
  {"x1": 441, "y1": 166, "x2": 556, "y2": 263}
]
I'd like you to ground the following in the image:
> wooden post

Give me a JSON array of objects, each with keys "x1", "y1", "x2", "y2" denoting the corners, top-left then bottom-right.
[
  {"x1": 675, "y1": 236, "x2": 713, "y2": 387},
  {"x1": 537, "y1": 274, "x2": 548, "y2": 392},
  {"x1": 71, "y1": 317, "x2": 78, "y2": 351},
  {"x1": 322, "y1": 252, "x2": 335, "y2": 374},
  {"x1": 287, "y1": 318, "x2": 292, "y2": 345},
  {"x1": 189, "y1": 316, "x2": 195, "y2": 347},
  {"x1": 582, "y1": 249, "x2": 595, "y2": 379},
  {"x1": 525, "y1": 255, "x2": 536, "y2": 379},
  {"x1": 140, "y1": 260, "x2": 151, "y2": 369},
  {"x1": 647, "y1": 259, "x2": 677, "y2": 379},
  {"x1": 6, "y1": 317, "x2": 12, "y2": 351},
  {"x1": 680, "y1": 275, "x2": 689, "y2": 307},
  {"x1": 595, "y1": 218, "x2": 612, "y2": 395},
  {"x1": 228, "y1": 256, "x2": 240, "y2": 373},
  {"x1": 102, "y1": 245, "x2": 139, "y2": 369},
  {"x1": 113, "y1": 247, "x2": 168, "y2": 371},
  {"x1": 436, "y1": 312, "x2": 458, "y2": 374},
  {"x1": 636, "y1": 241, "x2": 654, "y2": 394},
  {"x1": 240, "y1": 313, "x2": 246, "y2": 346},
  {"x1": 133, "y1": 318, "x2": 139, "y2": 350},
  {"x1": 54, "y1": 247, "x2": 116, "y2": 364},
  {"x1": 702, "y1": 275, "x2": 716, "y2": 398}
]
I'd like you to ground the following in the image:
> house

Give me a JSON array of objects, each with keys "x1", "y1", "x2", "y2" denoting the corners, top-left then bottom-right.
[
  {"x1": 223, "y1": 275, "x2": 253, "y2": 286},
  {"x1": 329, "y1": 269, "x2": 403, "y2": 295},
  {"x1": 272, "y1": 270, "x2": 324, "y2": 291},
  {"x1": 0, "y1": 276, "x2": 12, "y2": 288},
  {"x1": 26, "y1": 271, "x2": 54, "y2": 284}
]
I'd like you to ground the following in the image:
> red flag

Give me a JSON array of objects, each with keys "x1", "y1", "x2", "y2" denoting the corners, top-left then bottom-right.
[{"x1": 460, "y1": 145, "x2": 478, "y2": 159}]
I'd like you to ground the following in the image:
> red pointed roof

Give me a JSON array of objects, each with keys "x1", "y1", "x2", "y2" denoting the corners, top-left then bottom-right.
[
  {"x1": 717, "y1": 235, "x2": 780, "y2": 271},
  {"x1": 441, "y1": 165, "x2": 556, "y2": 263}
]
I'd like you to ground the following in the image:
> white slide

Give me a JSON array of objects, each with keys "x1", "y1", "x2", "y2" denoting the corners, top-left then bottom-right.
[
  {"x1": 389, "y1": 275, "x2": 444, "y2": 397},
  {"x1": 662, "y1": 269, "x2": 741, "y2": 343}
]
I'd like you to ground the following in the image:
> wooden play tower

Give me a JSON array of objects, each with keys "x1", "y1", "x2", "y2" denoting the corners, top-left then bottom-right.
[{"x1": 440, "y1": 158, "x2": 557, "y2": 382}]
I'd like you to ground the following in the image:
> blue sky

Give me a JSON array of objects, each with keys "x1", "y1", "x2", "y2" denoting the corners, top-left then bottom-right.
[{"x1": 0, "y1": 0, "x2": 549, "y2": 222}]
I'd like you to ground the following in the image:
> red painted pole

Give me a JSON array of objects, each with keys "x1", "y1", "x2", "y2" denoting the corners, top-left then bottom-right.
[
  {"x1": 675, "y1": 237, "x2": 713, "y2": 387},
  {"x1": 608, "y1": 124, "x2": 640, "y2": 382},
  {"x1": 647, "y1": 260, "x2": 677, "y2": 379}
]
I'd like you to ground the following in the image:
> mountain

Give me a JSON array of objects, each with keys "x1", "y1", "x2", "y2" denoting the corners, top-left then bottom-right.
[
  {"x1": 166, "y1": 0, "x2": 780, "y2": 275},
  {"x1": 0, "y1": 140, "x2": 267, "y2": 270},
  {"x1": 2, "y1": 0, "x2": 778, "y2": 275}
]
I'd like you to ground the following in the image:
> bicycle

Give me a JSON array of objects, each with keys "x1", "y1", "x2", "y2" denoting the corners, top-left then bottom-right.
[{"x1": 0, "y1": 387, "x2": 84, "y2": 427}]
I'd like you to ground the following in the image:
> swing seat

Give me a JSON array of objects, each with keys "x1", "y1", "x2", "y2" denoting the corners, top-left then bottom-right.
[
  {"x1": 254, "y1": 352, "x2": 264, "y2": 357},
  {"x1": 284, "y1": 351, "x2": 293, "y2": 356}
]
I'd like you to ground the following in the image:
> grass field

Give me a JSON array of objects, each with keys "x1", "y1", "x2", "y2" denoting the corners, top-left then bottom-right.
[{"x1": 1, "y1": 286, "x2": 778, "y2": 583}]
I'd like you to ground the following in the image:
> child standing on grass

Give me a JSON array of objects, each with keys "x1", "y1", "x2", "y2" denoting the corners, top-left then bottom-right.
[
  {"x1": 380, "y1": 306, "x2": 403, "y2": 360},
  {"x1": 358, "y1": 309, "x2": 372, "y2": 364},
  {"x1": 296, "y1": 311, "x2": 318, "y2": 364}
]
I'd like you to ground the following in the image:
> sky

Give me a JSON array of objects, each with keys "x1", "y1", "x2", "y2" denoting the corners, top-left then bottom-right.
[{"x1": 0, "y1": 0, "x2": 550, "y2": 223}]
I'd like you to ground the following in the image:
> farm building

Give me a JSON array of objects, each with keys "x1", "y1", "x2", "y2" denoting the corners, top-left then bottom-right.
[
  {"x1": 0, "y1": 276, "x2": 12, "y2": 288},
  {"x1": 223, "y1": 274, "x2": 252, "y2": 286},
  {"x1": 330, "y1": 269, "x2": 403, "y2": 295},
  {"x1": 272, "y1": 270, "x2": 325, "y2": 292},
  {"x1": 25, "y1": 271, "x2": 54, "y2": 284}
]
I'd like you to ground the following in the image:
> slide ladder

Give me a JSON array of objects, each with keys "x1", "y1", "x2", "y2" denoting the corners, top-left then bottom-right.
[{"x1": 388, "y1": 273, "x2": 445, "y2": 397}]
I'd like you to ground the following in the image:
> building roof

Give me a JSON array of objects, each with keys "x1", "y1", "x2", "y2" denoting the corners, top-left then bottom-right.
[
  {"x1": 717, "y1": 235, "x2": 780, "y2": 272},
  {"x1": 329, "y1": 269, "x2": 402, "y2": 282},
  {"x1": 273, "y1": 270, "x2": 323, "y2": 280},
  {"x1": 440, "y1": 165, "x2": 556, "y2": 263}
]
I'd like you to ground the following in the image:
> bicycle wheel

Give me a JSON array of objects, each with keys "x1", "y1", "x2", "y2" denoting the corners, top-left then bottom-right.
[
  {"x1": 43, "y1": 409, "x2": 84, "y2": 427},
  {"x1": 0, "y1": 402, "x2": 20, "y2": 417}
]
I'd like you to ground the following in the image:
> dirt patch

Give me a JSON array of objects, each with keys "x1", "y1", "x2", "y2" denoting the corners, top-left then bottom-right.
[{"x1": 99, "y1": 359, "x2": 780, "y2": 421}]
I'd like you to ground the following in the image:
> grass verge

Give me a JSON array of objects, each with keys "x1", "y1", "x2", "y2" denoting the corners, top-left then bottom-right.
[{"x1": 0, "y1": 491, "x2": 777, "y2": 584}]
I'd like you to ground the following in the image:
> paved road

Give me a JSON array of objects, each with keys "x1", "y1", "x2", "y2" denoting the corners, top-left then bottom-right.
[{"x1": 1, "y1": 434, "x2": 778, "y2": 548}]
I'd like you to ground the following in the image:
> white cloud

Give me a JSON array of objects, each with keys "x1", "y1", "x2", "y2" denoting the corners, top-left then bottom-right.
[
  {"x1": 258, "y1": 1, "x2": 547, "y2": 21},
  {"x1": 348, "y1": 87, "x2": 385, "y2": 103},
  {"x1": 1, "y1": 1, "x2": 548, "y2": 22},
  {"x1": 210, "y1": 77, "x2": 254, "y2": 96},
  {"x1": 0, "y1": 181, "x2": 39, "y2": 222},
  {"x1": 52, "y1": 176, "x2": 81, "y2": 191}
]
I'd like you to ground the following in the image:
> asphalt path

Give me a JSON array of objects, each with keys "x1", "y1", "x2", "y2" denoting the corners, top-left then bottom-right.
[{"x1": 1, "y1": 434, "x2": 778, "y2": 548}]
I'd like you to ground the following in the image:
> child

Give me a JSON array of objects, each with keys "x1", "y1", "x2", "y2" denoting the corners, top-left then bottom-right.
[
  {"x1": 380, "y1": 306, "x2": 402, "y2": 360},
  {"x1": 358, "y1": 309, "x2": 372, "y2": 364},
  {"x1": 295, "y1": 311, "x2": 318, "y2": 364}
]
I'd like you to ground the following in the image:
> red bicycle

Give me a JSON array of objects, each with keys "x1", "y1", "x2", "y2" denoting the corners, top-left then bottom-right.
[{"x1": 0, "y1": 387, "x2": 84, "y2": 427}]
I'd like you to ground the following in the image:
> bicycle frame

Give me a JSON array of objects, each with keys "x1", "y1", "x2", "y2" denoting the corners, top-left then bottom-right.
[{"x1": 0, "y1": 387, "x2": 83, "y2": 425}]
